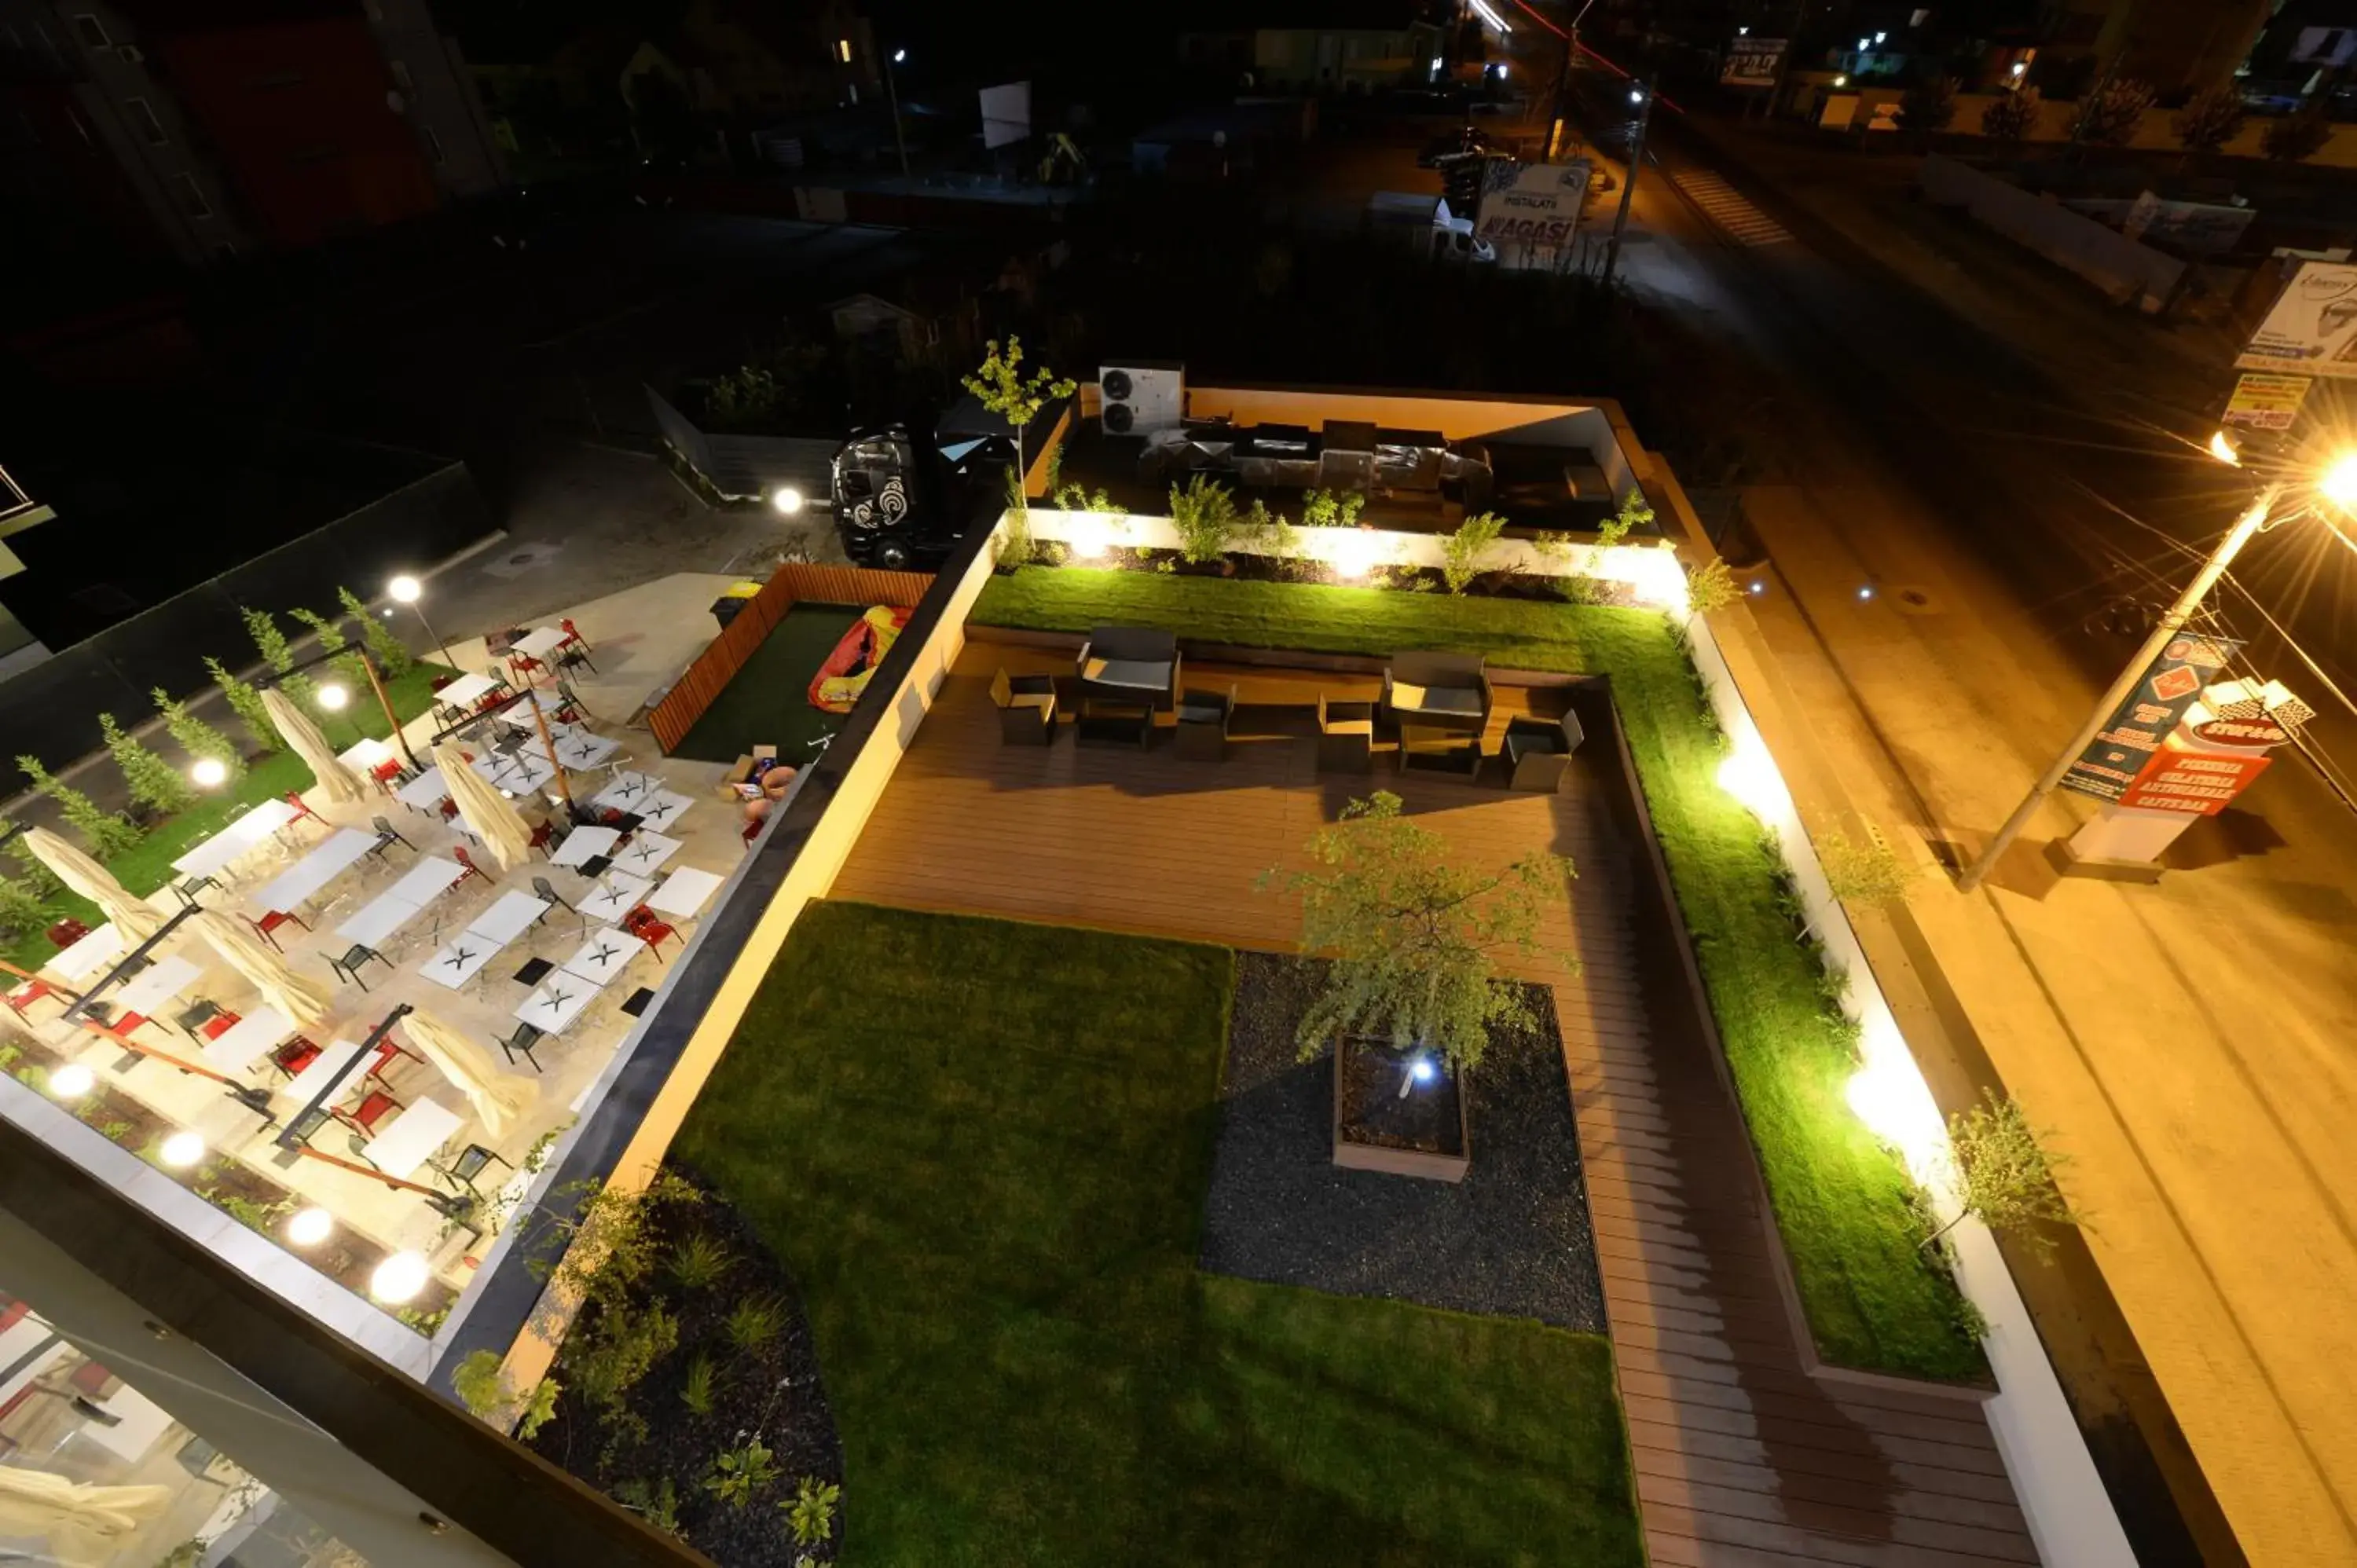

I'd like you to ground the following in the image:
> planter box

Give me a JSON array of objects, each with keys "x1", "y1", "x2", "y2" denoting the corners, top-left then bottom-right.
[{"x1": 1331, "y1": 1041, "x2": 1470, "y2": 1184}]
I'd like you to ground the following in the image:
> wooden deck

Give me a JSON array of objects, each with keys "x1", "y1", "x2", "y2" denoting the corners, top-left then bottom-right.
[{"x1": 831, "y1": 644, "x2": 2040, "y2": 1566}]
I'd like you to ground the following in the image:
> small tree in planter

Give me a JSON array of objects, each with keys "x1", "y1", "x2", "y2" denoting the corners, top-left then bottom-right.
[
  {"x1": 205, "y1": 657, "x2": 281, "y2": 753},
  {"x1": 960, "y1": 335, "x2": 1076, "y2": 513},
  {"x1": 1923, "y1": 1090, "x2": 2083, "y2": 1259},
  {"x1": 1266, "y1": 792, "x2": 1572, "y2": 1175},
  {"x1": 1440, "y1": 511, "x2": 1507, "y2": 594},
  {"x1": 340, "y1": 586, "x2": 414, "y2": 677},
  {"x1": 1979, "y1": 85, "x2": 2042, "y2": 145},
  {"x1": 16, "y1": 756, "x2": 142, "y2": 859},
  {"x1": 151, "y1": 690, "x2": 244, "y2": 786},
  {"x1": 99, "y1": 713, "x2": 196, "y2": 817},
  {"x1": 2171, "y1": 86, "x2": 2248, "y2": 170},
  {"x1": 2074, "y1": 78, "x2": 2156, "y2": 147}
]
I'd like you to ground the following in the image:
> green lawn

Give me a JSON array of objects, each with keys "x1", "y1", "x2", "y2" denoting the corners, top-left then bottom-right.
[
  {"x1": 666, "y1": 603, "x2": 860, "y2": 764},
  {"x1": 681, "y1": 900, "x2": 1645, "y2": 1567},
  {"x1": 971, "y1": 567, "x2": 1987, "y2": 1383},
  {"x1": 5, "y1": 662, "x2": 456, "y2": 973}
]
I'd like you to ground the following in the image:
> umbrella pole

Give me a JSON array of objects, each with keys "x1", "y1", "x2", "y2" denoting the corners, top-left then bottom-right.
[
  {"x1": 362, "y1": 650, "x2": 420, "y2": 772},
  {"x1": 511, "y1": 658, "x2": 576, "y2": 815}
]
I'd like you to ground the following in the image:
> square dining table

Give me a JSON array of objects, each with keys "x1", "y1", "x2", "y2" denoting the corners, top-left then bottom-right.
[
  {"x1": 466, "y1": 889, "x2": 553, "y2": 944},
  {"x1": 612, "y1": 830, "x2": 683, "y2": 874},
  {"x1": 560, "y1": 929, "x2": 637, "y2": 988},
  {"x1": 360, "y1": 1097, "x2": 467, "y2": 1181},
  {"x1": 395, "y1": 766, "x2": 451, "y2": 811},
  {"x1": 248, "y1": 828, "x2": 374, "y2": 915},
  {"x1": 44, "y1": 923, "x2": 124, "y2": 984},
  {"x1": 632, "y1": 790, "x2": 695, "y2": 831},
  {"x1": 200, "y1": 1006, "x2": 294, "y2": 1075},
  {"x1": 279, "y1": 1037, "x2": 366, "y2": 1108},
  {"x1": 171, "y1": 799, "x2": 302, "y2": 881},
  {"x1": 576, "y1": 870, "x2": 653, "y2": 926},
  {"x1": 421, "y1": 934, "x2": 499, "y2": 990},
  {"x1": 436, "y1": 672, "x2": 504, "y2": 709},
  {"x1": 549, "y1": 826, "x2": 620, "y2": 867},
  {"x1": 553, "y1": 730, "x2": 619, "y2": 771},
  {"x1": 511, "y1": 625, "x2": 568, "y2": 660},
  {"x1": 594, "y1": 772, "x2": 662, "y2": 808},
  {"x1": 645, "y1": 866, "x2": 724, "y2": 918},
  {"x1": 515, "y1": 978, "x2": 595, "y2": 1034},
  {"x1": 111, "y1": 955, "x2": 205, "y2": 1017}
]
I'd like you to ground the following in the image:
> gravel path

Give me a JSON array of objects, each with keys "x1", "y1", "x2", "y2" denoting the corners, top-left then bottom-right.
[{"x1": 1198, "y1": 952, "x2": 1607, "y2": 1333}]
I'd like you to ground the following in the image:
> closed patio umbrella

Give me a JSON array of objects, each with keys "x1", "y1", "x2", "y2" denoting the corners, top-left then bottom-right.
[
  {"x1": 402, "y1": 1009, "x2": 537, "y2": 1141},
  {"x1": 193, "y1": 910, "x2": 336, "y2": 1028},
  {"x1": 22, "y1": 828, "x2": 163, "y2": 943},
  {"x1": 431, "y1": 741, "x2": 532, "y2": 872},
  {"x1": 0, "y1": 1465, "x2": 172, "y2": 1568},
  {"x1": 262, "y1": 688, "x2": 368, "y2": 805}
]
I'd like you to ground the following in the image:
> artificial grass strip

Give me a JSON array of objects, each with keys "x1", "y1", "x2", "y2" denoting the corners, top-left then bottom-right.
[
  {"x1": 681, "y1": 900, "x2": 1645, "y2": 1566},
  {"x1": 4, "y1": 661, "x2": 456, "y2": 973},
  {"x1": 665, "y1": 603, "x2": 862, "y2": 764},
  {"x1": 970, "y1": 567, "x2": 1985, "y2": 1382}
]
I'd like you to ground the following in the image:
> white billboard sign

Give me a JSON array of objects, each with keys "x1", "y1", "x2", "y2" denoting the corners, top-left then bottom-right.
[
  {"x1": 980, "y1": 81, "x2": 1031, "y2": 149},
  {"x1": 1473, "y1": 159, "x2": 1593, "y2": 263},
  {"x1": 2238, "y1": 260, "x2": 2357, "y2": 378}
]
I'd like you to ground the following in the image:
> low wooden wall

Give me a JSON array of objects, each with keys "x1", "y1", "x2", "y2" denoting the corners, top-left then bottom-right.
[{"x1": 646, "y1": 562, "x2": 933, "y2": 753}]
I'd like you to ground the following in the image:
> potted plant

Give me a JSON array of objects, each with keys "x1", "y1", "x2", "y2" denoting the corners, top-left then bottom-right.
[{"x1": 1264, "y1": 792, "x2": 1572, "y2": 1181}]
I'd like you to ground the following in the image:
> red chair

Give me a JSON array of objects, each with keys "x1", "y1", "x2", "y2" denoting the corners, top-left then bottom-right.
[
  {"x1": 741, "y1": 816, "x2": 762, "y2": 846},
  {"x1": 559, "y1": 617, "x2": 591, "y2": 654},
  {"x1": 430, "y1": 673, "x2": 456, "y2": 693},
  {"x1": 526, "y1": 819, "x2": 558, "y2": 858},
  {"x1": 437, "y1": 798, "x2": 460, "y2": 825},
  {"x1": 5, "y1": 978, "x2": 57, "y2": 1020},
  {"x1": 246, "y1": 909, "x2": 310, "y2": 954},
  {"x1": 332, "y1": 1088, "x2": 404, "y2": 1138},
  {"x1": 624, "y1": 907, "x2": 677, "y2": 960},
  {"x1": 368, "y1": 758, "x2": 405, "y2": 795},
  {"x1": 46, "y1": 918, "x2": 91, "y2": 950},
  {"x1": 272, "y1": 1038, "x2": 321, "y2": 1079},
  {"x1": 282, "y1": 791, "x2": 324, "y2": 829},
  {"x1": 511, "y1": 654, "x2": 550, "y2": 682},
  {"x1": 199, "y1": 1009, "x2": 243, "y2": 1042},
  {"x1": 451, "y1": 844, "x2": 489, "y2": 888}
]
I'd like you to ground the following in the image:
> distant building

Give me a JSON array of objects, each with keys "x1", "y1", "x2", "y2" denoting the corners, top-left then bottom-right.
[
  {"x1": 1178, "y1": 2, "x2": 1446, "y2": 94},
  {"x1": 0, "y1": 0, "x2": 505, "y2": 266},
  {"x1": 2032, "y1": 0, "x2": 2275, "y2": 97},
  {"x1": 0, "y1": 464, "x2": 55, "y2": 680}
]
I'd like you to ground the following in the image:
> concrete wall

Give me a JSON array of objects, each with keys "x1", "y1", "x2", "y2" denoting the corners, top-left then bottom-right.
[{"x1": 1919, "y1": 155, "x2": 2187, "y2": 312}]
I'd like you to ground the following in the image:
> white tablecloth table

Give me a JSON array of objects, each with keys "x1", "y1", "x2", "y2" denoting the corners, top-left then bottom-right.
[
  {"x1": 172, "y1": 799, "x2": 302, "y2": 881},
  {"x1": 437, "y1": 672, "x2": 504, "y2": 709},
  {"x1": 466, "y1": 890, "x2": 552, "y2": 944},
  {"x1": 632, "y1": 790, "x2": 695, "y2": 830},
  {"x1": 560, "y1": 929, "x2": 636, "y2": 988},
  {"x1": 576, "y1": 870, "x2": 653, "y2": 926},
  {"x1": 360, "y1": 1097, "x2": 466, "y2": 1180},
  {"x1": 200, "y1": 1006, "x2": 294, "y2": 1075},
  {"x1": 111, "y1": 955, "x2": 205, "y2": 1017},
  {"x1": 516, "y1": 979, "x2": 595, "y2": 1034},
  {"x1": 646, "y1": 866, "x2": 724, "y2": 918},
  {"x1": 338, "y1": 735, "x2": 396, "y2": 773},
  {"x1": 549, "y1": 826, "x2": 620, "y2": 867},
  {"x1": 280, "y1": 1036, "x2": 366, "y2": 1108},
  {"x1": 511, "y1": 625, "x2": 568, "y2": 660},
  {"x1": 249, "y1": 828, "x2": 374, "y2": 914},
  {"x1": 335, "y1": 892, "x2": 420, "y2": 951},
  {"x1": 612, "y1": 830, "x2": 683, "y2": 874},
  {"x1": 43, "y1": 923, "x2": 123, "y2": 983},
  {"x1": 396, "y1": 766, "x2": 450, "y2": 811}
]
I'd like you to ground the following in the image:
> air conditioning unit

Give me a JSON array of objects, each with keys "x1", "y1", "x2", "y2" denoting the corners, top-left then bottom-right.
[{"x1": 1098, "y1": 362, "x2": 1184, "y2": 437}]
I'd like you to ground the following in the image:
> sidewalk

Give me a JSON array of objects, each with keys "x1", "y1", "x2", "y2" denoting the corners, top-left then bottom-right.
[{"x1": 1738, "y1": 478, "x2": 2357, "y2": 1566}]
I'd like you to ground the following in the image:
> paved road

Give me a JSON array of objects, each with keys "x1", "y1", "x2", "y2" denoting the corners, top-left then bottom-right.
[{"x1": 1516, "y1": 31, "x2": 2357, "y2": 1568}]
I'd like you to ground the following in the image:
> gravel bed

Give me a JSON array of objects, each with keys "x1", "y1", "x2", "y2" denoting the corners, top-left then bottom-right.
[{"x1": 1198, "y1": 952, "x2": 1607, "y2": 1333}]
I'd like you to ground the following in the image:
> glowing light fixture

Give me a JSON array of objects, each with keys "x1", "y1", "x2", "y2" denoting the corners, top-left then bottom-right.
[
  {"x1": 893, "y1": 47, "x2": 907, "y2": 63},
  {"x1": 1326, "y1": 529, "x2": 1384, "y2": 581},
  {"x1": 316, "y1": 683, "x2": 350, "y2": 711},
  {"x1": 837, "y1": 38, "x2": 852, "y2": 62},
  {"x1": 49, "y1": 1063, "x2": 94, "y2": 1098},
  {"x1": 1065, "y1": 516, "x2": 1109, "y2": 560},
  {"x1": 1715, "y1": 738, "x2": 1786, "y2": 822},
  {"x1": 1410, "y1": 1057, "x2": 1437, "y2": 1084},
  {"x1": 287, "y1": 1207, "x2": 335, "y2": 1247},
  {"x1": 1875, "y1": 31, "x2": 1887, "y2": 43},
  {"x1": 387, "y1": 574, "x2": 421, "y2": 604},
  {"x1": 370, "y1": 1251, "x2": 431, "y2": 1304},
  {"x1": 2321, "y1": 452, "x2": 2357, "y2": 512},
  {"x1": 2207, "y1": 429, "x2": 2240, "y2": 466},
  {"x1": 771, "y1": 486, "x2": 805, "y2": 515},
  {"x1": 1629, "y1": 87, "x2": 1645, "y2": 104},
  {"x1": 1857, "y1": 584, "x2": 1875, "y2": 602},
  {"x1": 159, "y1": 1131, "x2": 204, "y2": 1168},
  {"x1": 1844, "y1": 1053, "x2": 1948, "y2": 1174},
  {"x1": 190, "y1": 757, "x2": 228, "y2": 789},
  {"x1": 2010, "y1": 60, "x2": 2027, "y2": 77},
  {"x1": 1747, "y1": 580, "x2": 1766, "y2": 596},
  {"x1": 1834, "y1": 73, "x2": 1849, "y2": 86}
]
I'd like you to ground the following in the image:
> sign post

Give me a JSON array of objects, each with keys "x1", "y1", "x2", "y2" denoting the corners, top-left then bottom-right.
[{"x1": 2058, "y1": 677, "x2": 2314, "y2": 876}]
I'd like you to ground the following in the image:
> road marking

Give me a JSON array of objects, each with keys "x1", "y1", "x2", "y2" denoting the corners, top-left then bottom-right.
[{"x1": 1673, "y1": 170, "x2": 1791, "y2": 247}]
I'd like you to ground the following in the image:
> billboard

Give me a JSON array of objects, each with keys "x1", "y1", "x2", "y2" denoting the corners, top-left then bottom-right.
[
  {"x1": 2236, "y1": 260, "x2": 2357, "y2": 379},
  {"x1": 2059, "y1": 633, "x2": 2242, "y2": 801},
  {"x1": 2120, "y1": 749, "x2": 2273, "y2": 816},
  {"x1": 1473, "y1": 159, "x2": 1593, "y2": 258},
  {"x1": 1723, "y1": 37, "x2": 1784, "y2": 86},
  {"x1": 2222, "y1": 371, "x2": 2312, "y2": 431},
  {"x1": 979, "y1": 81, "x2": 1031, "y2": 149}
]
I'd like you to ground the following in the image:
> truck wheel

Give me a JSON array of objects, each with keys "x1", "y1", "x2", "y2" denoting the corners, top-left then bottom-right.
[{"x1": 875, "y1": 539, "x2": 913, "y2": 570}]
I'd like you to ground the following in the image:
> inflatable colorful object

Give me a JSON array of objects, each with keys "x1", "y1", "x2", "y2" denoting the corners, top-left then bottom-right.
[{"x1": 808, "y1": 606, "x2": 911, "y2": 713}]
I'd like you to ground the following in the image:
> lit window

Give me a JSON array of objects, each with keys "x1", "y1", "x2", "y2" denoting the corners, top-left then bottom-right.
[
  {"x1": 838, "y1": 38, "x2": 852, "y2": 62},
  {"x1": 126, "y1": 97, "x2": 165, "y2": 145},
  {"x1": 174, "y1": 170, "x2": 211, "y2": 218},
  {"x1": 71, "y1": 13, "x2": 108, "y2": 48}
]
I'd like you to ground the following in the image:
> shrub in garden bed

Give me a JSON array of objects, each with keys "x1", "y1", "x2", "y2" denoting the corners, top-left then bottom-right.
[{"x1": 526, "y1": 1171, "x2": 842, "y2": 1567}]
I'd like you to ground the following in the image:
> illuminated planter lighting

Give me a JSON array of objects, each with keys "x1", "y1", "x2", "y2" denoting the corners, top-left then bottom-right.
[
  {"x1": 286, "y1": 1207, "x2": 335, "y2": 1247},
  {"x1": 1845, "y1": 1053, "x2": 1948, "y2": 1178},
  {"x1": 370, "y1": 1251, "x2": 431, "y2": 1305},
  {"x1": 771, "y1": 486, "x2": 805, "y2": 516},
  {"x1": 1714, "y1": 739, "x2": 1787, "y2": 821},
  {"x1": 48, "y1": 1063, "x2": 94, "y2": 1098},
  {"x1": 159, "y1": 1131, "x2": 205, "y2": 1168},
  {"x1": 1065, "y1": 515, "x2": 1109, "y2": 560},
  {"x1": 190, "y1": 757, "x2": 229, "y2": 789},
  {"x1": 1325, "y1": 530, "x2": 1384, "y2": 581}
]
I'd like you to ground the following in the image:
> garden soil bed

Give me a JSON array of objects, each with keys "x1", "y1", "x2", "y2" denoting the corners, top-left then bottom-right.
[
  {"x1": 1333, "y1": 1039, "x2": 1469, "y2": 1181},
  {"x1": 1200, "y1": 953, "x2": 1607, "y2": 1332},
  {"x1": 526, "y1": 1167, "x2": 842, "y2": 1567}
]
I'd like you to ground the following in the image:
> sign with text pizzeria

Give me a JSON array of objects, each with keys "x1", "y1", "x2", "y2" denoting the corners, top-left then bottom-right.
[
  {"x1": 2059, "y1": 634, "x2": 2242, "y2": 800},
  {"x1": 2118, "y1": 749, "x2": 2272, "y2": 815}
]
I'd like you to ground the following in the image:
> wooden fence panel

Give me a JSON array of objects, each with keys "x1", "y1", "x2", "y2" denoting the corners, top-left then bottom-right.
[{"x1": 771, "y1": 564, "x2": 932, "y2": 609}]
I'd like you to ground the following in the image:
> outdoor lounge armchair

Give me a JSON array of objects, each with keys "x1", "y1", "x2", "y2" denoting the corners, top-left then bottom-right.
[
  {"x1": 991, "y1": 667, "x2": 1058, "y2": 744},
  {"x1": 1398, "y1": 723, "x2": 1482, "y2": 779},
  {"x1": 1316, "y1": 693, "x2": 1376, "y2": 773},
  {"x1": 1501, "y1": 711, "x2": 1585, "y2": 793},
  {"x1": 1175, "y1": 686, "x2": 1236, "y2": 762},
  {"x1": 1076, "y1": 625, "x2": 1181, "y2": 713},
  {"x1": 1381, "y1": 651, "x2": 1492, "y2": 736}
]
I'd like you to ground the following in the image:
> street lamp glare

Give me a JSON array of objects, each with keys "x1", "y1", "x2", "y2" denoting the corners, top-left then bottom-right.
[
  {"x1": 317, "y1": 683, "x2": 350, "y2": 712},
  {"x1": 387, "y1": 574, "x2": 421, "y2": 604},
  {"x1": 2208, "y1": 430, "x2": 2241, "y2": 466},
  {"x1": 1629, "y1": 87, "x2": 1644, "y2": 104},
  {"x1": 2322, "y1": 452, "x2": 2357, "y2": 511},
  {"x1": 190, "y1": 757, "x2": 228, "y2": 789},
  {"x1": 771, "y1": 486, "x2": 805, "y2": 515},
  {"x1": 893, "y1": 47, "x2": 906, "y2": 63}
]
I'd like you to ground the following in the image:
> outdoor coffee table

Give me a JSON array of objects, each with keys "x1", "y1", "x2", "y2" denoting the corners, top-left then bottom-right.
[
  {"x1": 576, "y1": 871, "x2": 653, "y2": 926},
  {"x1": 422, "y1": 935, "x2": 499, "y2": 991},
  {"x1": 549, "y1": 826, "x2": 620, "y2": 867},
  {"x1": 645, "y1": 866, "x2": 723, "y2": 918},
  {"x1": 359, "y1": 1097, "x2": 466, "y2": 1181},
  {"x1": 466, "y1": 890, "x2": 553, "y2": 944}
]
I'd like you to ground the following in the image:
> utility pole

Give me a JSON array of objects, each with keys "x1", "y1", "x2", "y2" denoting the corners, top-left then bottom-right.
[
  {"x1": 884, "y1": 49, "x2": 911, "y2": 180},
  {"x1": 1956, "y1": 481, "x2": 2282, "y2": 891},
  {"x1": 1549, "y1": 0, "x2": 1600, "y2": 159},
  {"x1": 1600, "y1": 80, "x2": 1653, "y2": 288}
]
